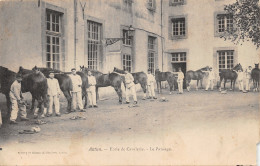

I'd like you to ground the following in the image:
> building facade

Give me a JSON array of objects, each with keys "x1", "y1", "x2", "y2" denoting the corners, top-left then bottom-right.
[
  {"x1": 163, "y1": 0, "x2": 259, "y2": 86},
  {"x1": 0, "y1": 0, "x2": 163, "y2": 74},
  {"x1": 0, "y1": 0, "x2": 259, "y2": 87}
]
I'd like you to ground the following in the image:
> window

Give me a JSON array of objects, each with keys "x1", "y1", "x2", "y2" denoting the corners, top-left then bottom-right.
[
  {"x1": 148, "y1": 36, "x2": 157, "y2": 73},
  {"x1": 123, "y1": 54, "x2": 132, "y2": 72},
  {"x1": 87, "y1": 21, "x2": 102, "y2": 70},
  {"x1": 216, "y1": 14, "x2": 233, "y2": 33},
  {"x1": 218, "y1": 50, "x2": 234, "y2": 72},
  {"x1": 172, "y1": 18, "x2": 185, "y2": 37},
  {"x1": 169, "y1": 0, "x2": 185, "y2": 6},
  {"x1": 147, "y1": 0, "x2": 156, "y2": 11},
  {"x1": 46, "y1": 10, "x2": 62, "y2": 70},
  {"x1": 171, "y1": 52, "x2": 186, "y2": 62},
  {"x1": 123, "y1": 30, "x2": 132, "y2": 46}
]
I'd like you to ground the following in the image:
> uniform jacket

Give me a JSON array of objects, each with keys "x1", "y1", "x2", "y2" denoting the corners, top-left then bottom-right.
[
  {"x1": 125, "y1": 73, "x2": 135, "y2": 88},
  {"x1": 245, "y1": 68, "x2": 252, "y2": 79},
  {"x1": 70, "y1": 74, "x2": 82, "y2": 92},
  {"x1": 9, "y1": 80, "x2": 22, "y2": 100},
  {"x1": 47, "y1": 78, "x2": 61, "y2": 96},
  {"x1": 147, "y1": 73, "x2": 156, "y2": 86},
  {"x1": 88, "y1": 75, "x2": 96, "y2": 86},
  {"x1": 177, "y1": 72, "x2": 184, "y2": 81}
]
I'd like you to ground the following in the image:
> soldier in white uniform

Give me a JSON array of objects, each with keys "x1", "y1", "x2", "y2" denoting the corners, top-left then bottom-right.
[
  {"x1": 205, "y1": 67, "x2": 215, "y2": 91},
  {"x1": 9, "y1": 74, "x2": 28, "y2": 124},
  {"x1": 67, "y1": 68, "x2": 84, "y2": 113},
  {"x1": 146, "y1": 69, "x2": 157, "y2": 99},
  {"x1": 87, "y1": 71, "x2": 98, "y2": 108},
  {"x1": 46, "y1": 71, "x2": 61, "y2": 116},
  {"x1": 245, "y1": 66, "x2": 252, "y2": 92},
  {"x1": 124, "y1": 69, "x2": 137, "y2": 104},
  {"x1": 235, "y1": 69, "x2": 246, "y2": 92},
  {"x1": 177, "y1": 67, "x2": 184, "y2": 94}
]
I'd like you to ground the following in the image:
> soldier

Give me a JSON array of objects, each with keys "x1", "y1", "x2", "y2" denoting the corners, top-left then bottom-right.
[
  {"x1": 235, "y1": 69, "x2": 246, "y2": 92},
  {"x1": 87, "y1": 71, "x2": 98, "y2": 108},
  {"x1": 245, "y1": 66, "x2": 252, "y2": 92},
  {"x1": 177, "y1": 67, "x2": 184, "y2": 94},
  {"x1": 205, "y1": 67, "x2": 215, "y2": 91},
  {"x1": 9, "y1": 74, "x2": 28, "y2": 124},
  {"x1": 67, "y1": 68, "x2": 85, "y2": 113},
  {"x1": 147, "y1": 69, "x2": 157, "y2": 99},
  {"x1": 124, "y1": 69, "x2": 137, "y2": 105},
  {"x1": 46, "y1": 71, "x2": 61, "y2": 117}
]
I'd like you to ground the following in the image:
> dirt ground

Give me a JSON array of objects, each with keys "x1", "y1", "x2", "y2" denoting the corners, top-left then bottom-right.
[{"x1": 0, "y1": 88, "x2": 259, "y2": 165}]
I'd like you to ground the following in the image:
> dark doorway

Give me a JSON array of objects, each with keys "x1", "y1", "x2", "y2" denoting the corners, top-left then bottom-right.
[{"x1": 172, "y1": 62, "x2": 187, "y2": 89}]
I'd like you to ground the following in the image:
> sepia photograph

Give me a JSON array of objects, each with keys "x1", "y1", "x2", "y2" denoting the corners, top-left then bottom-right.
[{"x1": 0, "y1": 0, "x2": 259, "y2": 165}]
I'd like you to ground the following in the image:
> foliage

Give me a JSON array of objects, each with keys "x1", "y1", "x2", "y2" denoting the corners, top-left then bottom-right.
[{"x1": 222, "y1": 0, "x2": 260, "y2": 48}]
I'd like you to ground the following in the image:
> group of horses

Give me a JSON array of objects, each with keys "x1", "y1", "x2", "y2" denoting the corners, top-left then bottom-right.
[{"x1": 0, "y1": 63, "x2": 259, "y2": 119}]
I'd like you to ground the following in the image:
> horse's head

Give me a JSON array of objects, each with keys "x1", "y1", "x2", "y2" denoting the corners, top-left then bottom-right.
[
  {"x1": 233, "y1": 63, "x2": 243, "y2": 71},
  {"x1": 255, "y1": 63, "x2": 259, "y2": 69},
  {"x1": 79, "y1": 65, "x2": 85, "y2": 71},
  {"x1": 200, "y1": 66, "x2": 210, "y2": 71}
]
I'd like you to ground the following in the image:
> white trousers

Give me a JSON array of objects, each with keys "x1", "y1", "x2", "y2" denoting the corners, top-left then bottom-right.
[
  {"x1": 48, "y1": 95, "x2": 60, "y2": 114},
  {"x1": 245, "y1": 78, "x2": 251, "y2": 91},
  {"x1": 177, "y1": 80, "x2": 183, "y2": 93},
  {"x1": 72, "y1": 91, "x2": 83, "y2": 110},
  {"x1": 87, "y1": 86, "x2": 96, "y2": 106},
  {"x1": 147, "y1": 83, "x2": 155, "y2": 97},
  {"x1": 238, "y1": 80, "x2": 244, "y2": 91},
  {"x1": 10, "y1": 98, "x2": 27, "y2": 121},
  {"x1": 126, "y1": 85, "x2": 137, "y2": 102},
  {"x1": 206, "y1": 79, "x2": 214, "y2": 90}
]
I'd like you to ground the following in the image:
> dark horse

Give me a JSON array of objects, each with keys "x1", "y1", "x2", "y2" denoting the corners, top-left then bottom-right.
[
  {"x1": 251, "y1": 63, "x2": 260, "y2": 92},
  {"x1": 186, "y1": 66, "x2": 210, "y2": 91},
  {"x1": 80, "y1": 66, "x2": 123, "y2": 104},
  {"x1": 155, "y1": 69, "x2": 177, "y2": 94},
  {"x1": 0, "y1": 66, "x2": 17, "y2": 118},
  {"x1": 218, "y1": 63, "x2": 243, "y2": 91},
  {"x1": 32, "y1": 66, "x2": 89, "y2": 109},
  {"x1": 113, "y1": 67, "x2": 147, "y2": 99},
  {"x1": 18, "y1": 67, "x2": 48, "y2": 117}
]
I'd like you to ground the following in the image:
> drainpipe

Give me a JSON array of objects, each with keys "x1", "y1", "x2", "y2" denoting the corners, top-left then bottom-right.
[
  {"x1": 160, "y1": 0, "x2": 164, "y2": 71},
  {"x1": 74, "y1": 0, "x2": 77, "y2": 68}
]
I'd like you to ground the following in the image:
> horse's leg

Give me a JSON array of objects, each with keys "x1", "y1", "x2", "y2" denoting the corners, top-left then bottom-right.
[
  {"x1": 186, "y1": 79, "x2": 190, "y2": 92},
  {"x1": 200, "y1": 79, "x2": 203, "y2": 89},
  {"x1": 31, "y1": 95, "x2": 36, "y2": 112},
  {"x1": 233, "y1": 79, "x2": 236, "y2": 91},
  {"x1": 141, "y1": 83, "x2": 147, "y2": 99},
  {"x1": 114, "y1": 86, "x2": 122, "y2": 104},
  {"x1": 96, "y1": 87, "x2": 99, "y2": 101},
  {"x1": 5, "y1": 94, "x2": 11, "y2": 120},
  {"x1": 63, "y1": 91, "x2": 72, "y2": 112},
  {"x1": 224, "y1": 79, "x2": 227, "y2": 90},
  {"x1": 196, "y1": 80, "x2": 199, "y2": 91},
  {"x1": 169, "y1": 81, "x2": 173, "y2": 95},
  {"x1": 82, "y1": 89, "x2": 88, "y2": 109},
  {"x1": 230, "y1": 80, "x2": 233, "y2": 91}
]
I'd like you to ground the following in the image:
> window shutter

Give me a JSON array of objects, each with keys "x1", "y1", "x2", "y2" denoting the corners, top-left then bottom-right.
[{"x1": 168, "y1": 18, "x2": 173, "y2": 40}]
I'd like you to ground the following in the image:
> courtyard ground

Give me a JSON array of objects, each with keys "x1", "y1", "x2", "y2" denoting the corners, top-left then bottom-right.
[{"x1": 0, "y1": 88, "x2": 259, "y2": 165}]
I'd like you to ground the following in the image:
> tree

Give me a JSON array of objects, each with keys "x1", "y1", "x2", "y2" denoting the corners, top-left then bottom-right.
[{"x1": 221, "y1": 0, "x2": 260, "y2": 48}]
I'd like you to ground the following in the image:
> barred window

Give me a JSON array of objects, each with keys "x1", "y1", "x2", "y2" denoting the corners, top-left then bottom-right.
[
  {"x1": 217, "y1": 14, "x2": 233, "y2": 33},
  {"x1": 169, "y1": 0, "x2": 184, "y2": 6},
  {"x1": 171, "y1": 52, "x2": 186, "y2": 62},
  {"x1": 147, "y1": 0, "x2": 156, "y2": 11},
  {"x1": 46, "y1": 10, "x2": 62, "y2": 70},
  {"x1": 172, "y1": 18, "x2": 186, "y2": 37},
  {"x1": 123, "y1": 54, "x2": 132, "y2": 72},
  {"x1": 218, "y1": 50, "x2": 234, "y2": 72},
  {"x1": 123, "y1": 30, "x2": 132, "y2": 46},
  {"x1": 87, "y1": 21, "x2": 102, "y2": 70},
  {"x1": 148, "y1": 36, "x2": 157, "y2": 73}
]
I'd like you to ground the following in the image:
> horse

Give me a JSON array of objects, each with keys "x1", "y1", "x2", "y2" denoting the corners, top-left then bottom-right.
[
  {"x1": 251, "y1": 63, "x2": 260, "y2": 92},
  {"x1": 80, "y1": 66, "x2": 123, "y2": 104},
  {"x1": 0, "y1": 66, "x2": 17, "y2": 118},
  {"x1": 113, "y1": 67, "x2": 147, "y2": 99},
  {"x1": 18, "y1": 67, "x2": 48, "y2": 118},
  {"x1": 218, "y1": 63, "x2": 243, "y2": 91},
  {"x1": 186, "y1": 66, "x2": 210, "y2": 91},
  {"x1": 155, "y1": 69, "x2": 177, "y2": 94}
]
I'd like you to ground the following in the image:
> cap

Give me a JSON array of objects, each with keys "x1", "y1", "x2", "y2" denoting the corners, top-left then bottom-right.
[
  {"x1": 49, "y1": 70, "x2": 55, "y2": 74},
  {"x1": 71, "y1": 68, "x2": 76, "y2": 71}
]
